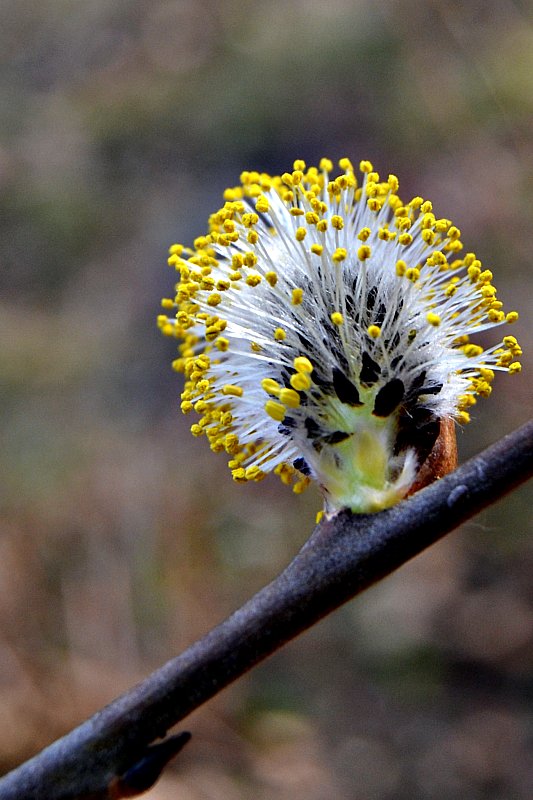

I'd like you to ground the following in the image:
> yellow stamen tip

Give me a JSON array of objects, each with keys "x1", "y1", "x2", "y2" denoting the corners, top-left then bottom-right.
[
  {"x1": 294, "y1": 356, "x2": 313, "y2": 374},
  {"x1": 265, "y1": 400, "x2": 286, "y2": 422}
]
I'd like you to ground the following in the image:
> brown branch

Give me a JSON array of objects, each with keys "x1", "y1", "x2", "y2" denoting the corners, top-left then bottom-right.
[{"x1": 0, "y1": 419, "x2": 532, "y2": 799}]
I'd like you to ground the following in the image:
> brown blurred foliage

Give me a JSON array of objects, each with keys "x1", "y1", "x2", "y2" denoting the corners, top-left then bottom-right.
[{"x1": 1, "y1": 1, "x2": 532, "y2": 797}]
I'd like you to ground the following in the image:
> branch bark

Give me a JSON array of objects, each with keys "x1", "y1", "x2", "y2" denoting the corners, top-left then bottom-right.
[{"x1": 1, "y1": 420, "x2": 532, "y2": 800}]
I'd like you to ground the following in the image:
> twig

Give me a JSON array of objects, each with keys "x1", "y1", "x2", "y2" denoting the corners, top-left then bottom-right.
[{"x1": 0, "y1": 420, "x2": 532, "y2": 799}]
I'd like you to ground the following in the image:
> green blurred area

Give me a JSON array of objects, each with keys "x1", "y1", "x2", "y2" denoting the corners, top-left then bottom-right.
[{"x1": 1, "y1": 1, "x2": 532, "y2": 797}]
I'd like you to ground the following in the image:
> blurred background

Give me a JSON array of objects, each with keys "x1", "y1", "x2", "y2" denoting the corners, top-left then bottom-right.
[{"x1": 1, "y1": 0, "x2": 532, "y2": 797}]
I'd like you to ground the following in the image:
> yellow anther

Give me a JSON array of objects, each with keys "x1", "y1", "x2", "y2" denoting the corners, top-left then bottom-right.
[
  {"x1": 215, "y1": 337, "x2": 229, "y2": 351},
  {"x1": 339, "y1": 157, "x2": 354, "y2": 171},
  {"x1": 427, "y1": 251, "x2": 447, "y2": 267},
  {"x1": 311, "y1": 244, "x2": 324, "y2": 255},
  {"x1": 359, "y1": 160, "x2": 373, "y2": 173},
  {"x1": 290, "y1": 371, "x2": 311, "y2": 391},
  {"x1": 358, "y1": 227, "x2": 371, "y2": 241},
  {"x1": 295, "y1": 227, "x2": 307, "y2": 241},
  {"x1": 442, "y1": 228, "x2": 462, "y2": 247},
  {"x1": 222, "y1": 384, "x2": 243, "y2": 397},
  {"x1": 255, "y1": 195, "x2": 269, "y2": 213},
  {"x1": 357, "y1": 245, "x2": 371, "y2": 261},
  {"x1": 475, "y1": 381, "x2": 492, "y2": 398},
  {"x1": 274, "y1": 463, "x2": 293, "y2": 485},
  {"x1": 261, "y1": 378, "x2": 281, "y2": 396},
  {"x1": 463, "y1": 344, "x2": 483, "y2": 358},
  {"x1": 245, "y1": 465, "x2": 265, "y2": 482},
  {"x1": 169, "y1": 243, "x2": 184, "y2": 256},
  {"x1": 279, "y1": 388, "x2": 301, "y2": 408},
  {"x1": 274, "y1": 327, "x2": 286, "y2": 341},
  {"x1": 319, "y1": 157, "x2": 333, "y2": 172},
  {"x1": 317, "y1": 219, "x2": 328, "y2": 233},
  {"x1": 331, "y1": 215, "x2": 344, "y2": 230},
  {"x1": 388, "y1": 174, "x2": 399, "y2": 192},
  {"x1": 426, "y1": 312, "x2": 441, "y2": 326},
  {"x1": 506, "y1": 311, "x2": 519, "y2": 323},
  {"x1": 398, "y1": 233, "x2": 413, "y2": 246},
  {"x1": 331, "y1": 312, "x2": 344, "y2": 326},
  {"x1": 244, "y1": 251, "x2": 258, "y2": 267},
  {"x1": 305, "y1": 211, "x2": 319, "y2": 225},
  {"x1": 294, "y1": 356, "x2": 313, "y2": 373},
  {"x1": 265, "y1": 271, "x2": 278, "y2": 286},
  {"x1": 332, "y1": 247, "x2": 347, "y2": 263},
  {"x1": 459, "y1": 394, "x2": 476, "y2": 408},
  {"x1": 468, "y1": 265, "x2": 481, "y2": 282},
  {"x1": 232, "y1": 468, "x2": 246, "y2": 482},
  {"x1": 228, "y1": 453, "x2": 245, "y2": 469},
  {"x1": 395, "y1": 260, "x2": 407, "y2": 276},
  {"x1": 396, "y1": 216, "x2": 412, "y2": 231},
  {"x1": 290, "y1": 207, "x2": 305, "y2": 216},
  {"x1": 292, "y1": 288, "x2": 304, "y2": 305},
  {"x1": 435, "y1": 218, "x2": 451, "y2": 233},
  {"x1": 497, "y1": 352, "x2": 513, "y2": 366},
  {"x1": 241, "y1": 212, "x2": 259, "y2": 227},
  {"x1": 367, "y1": 325, "x2": 381, "y2": 338},
  {"x1": 180, "y1": 400, "x2": 194, "y2": 414},
  {"x1": 246, "y1": 274, "x2": 262, "y2": 287},
  {"x1": 405, "y1": 267, "x2": 420, "y2": 282},
  {"x1": 265, "y1": 400, "x2": 286, "y2": 422},
  {"x1": 509, "y1": 361, "x2": 522, "y2": 373},
  {"x1": 224, "y1": 432, "x2": 239, "y2": 449},
  {"x1": 293, "y1": 477, "x2": 310, "y2": 494},
  {"x1": 207, "y1": 293, "x2": 222, "y2": 307},
  {"x1": 456, "y1": 411, "x2": 471, "y2": 425}
]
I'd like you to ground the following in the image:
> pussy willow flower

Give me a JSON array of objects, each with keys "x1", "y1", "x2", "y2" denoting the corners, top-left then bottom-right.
[{"x1": 159, "y1": 158, "x2": 521, "y2": 514}]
